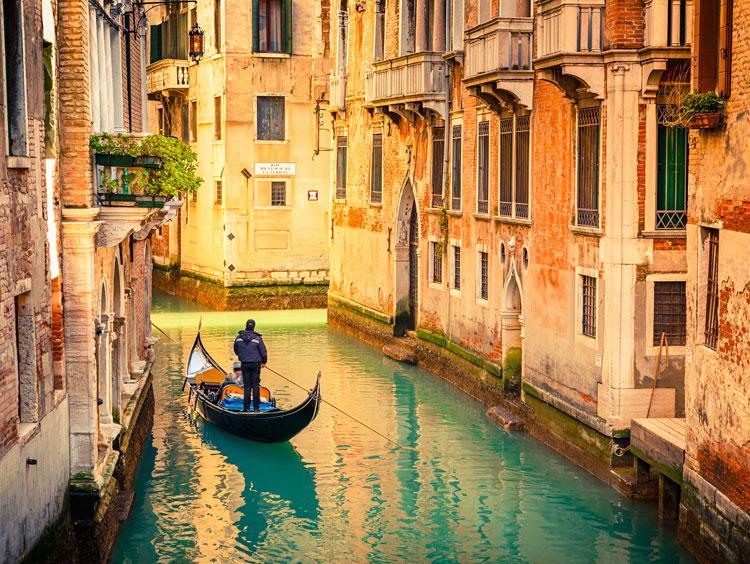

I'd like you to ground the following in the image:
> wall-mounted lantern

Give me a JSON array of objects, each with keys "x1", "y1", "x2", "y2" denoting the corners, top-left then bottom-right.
[{"x1": 189, "y1": 21, "x2": 204, "y2": 64}]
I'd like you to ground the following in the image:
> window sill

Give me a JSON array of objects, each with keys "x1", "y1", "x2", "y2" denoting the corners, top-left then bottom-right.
[
  {"x1": 449, "y1": 288, "x2": 462, "y2": 297},
  {"x1": 429, "y1": 282, "x2": 444, "y2": 290},
  {"x1": 7, "y1": 156, "x2": 30, "y2": 169},
  {"x1": 252, "y1": 52, "x2": 292, "y2": 59},
  {"x1": 570, "y1": 224, "x2": 603, "y2": 237},
  {"x1": 493, "y1": 215, "x2": 532, "y2": 227},
  {"x1": 255, "y1": 205, "x2": 291, "y2": 210},
  {"x1": 446, "y1": 209, "x2": 463, "y2": 216},
  {"x1": 333, "y1": 198, "x2": 347, "y2": 204},
  {"x1": 641, "y1": 229, "x2": 687, "y2": 239},
  {"x1": 254, "y1": 139, "x2": 289, "y2": 145},
  {"x1": 575, "y1": 332, "x2": 598, "y2": 349},
  {"x1": 646, "y1": 344, "x2": 686, "y2": 357},
  {"x1": 369, "y1": 201, "x2": 383, "y2": 208},
  {"x1": 473, "y1": 213, "x2": 491, "y2": 221},
  {"x1": 476, "y1": 297, "x2": 489, "y2": 307},
  {"x1": 18, "y1": 422, "x2": 40, "y2": 445},
  {"x1": 425, "y1": 207, "x2": 446, "y2": 214}
]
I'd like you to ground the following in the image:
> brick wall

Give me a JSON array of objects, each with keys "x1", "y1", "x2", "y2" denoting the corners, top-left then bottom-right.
[{"x1": 604, "y1": 0, "x2": 645, "y2": 49}]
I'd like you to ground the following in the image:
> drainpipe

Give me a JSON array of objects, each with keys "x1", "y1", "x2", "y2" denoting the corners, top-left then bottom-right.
[
  {"x1": 125, "y1": 12, "x2": 133, "y2": 132},
  {"x1": 443, "y1": 0, "x2": 452, "y2": 342}
]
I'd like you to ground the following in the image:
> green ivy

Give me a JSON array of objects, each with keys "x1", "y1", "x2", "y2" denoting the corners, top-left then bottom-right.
[
  {"x1": 89, "y1": 133, "x2": 203, "y2": 198},
  {"x1": 680, "y1": 91, "x2": 723, "y2": 117}
]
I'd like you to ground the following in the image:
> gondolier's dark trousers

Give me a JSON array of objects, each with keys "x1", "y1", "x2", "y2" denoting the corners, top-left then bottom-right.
[{"x1": 241, "y1": 362, "x2": 262, "y2": 412}]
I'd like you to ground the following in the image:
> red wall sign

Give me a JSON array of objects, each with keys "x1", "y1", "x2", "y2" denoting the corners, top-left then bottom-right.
[{"x1": 308, "y1": 190, "x2": 319, "y2": 201}]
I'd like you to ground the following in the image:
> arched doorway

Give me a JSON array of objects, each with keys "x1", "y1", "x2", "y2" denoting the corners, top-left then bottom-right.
[
  {"x1": 394, "y1": 179, "x2": 418, "y2": 337},
  {"x1": 501, "y1": 256, "x2": 524, "y2": 390}
]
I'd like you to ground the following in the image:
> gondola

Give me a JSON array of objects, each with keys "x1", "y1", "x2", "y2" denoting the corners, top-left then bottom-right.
[{"x1": 184, "y1": 330, "x2": 321, "y2": 443}]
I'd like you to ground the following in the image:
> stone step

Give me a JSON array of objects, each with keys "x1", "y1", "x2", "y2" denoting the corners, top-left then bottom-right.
[
  {"x1": 486, "y1": 405, "x2": 524, "y2": 431},
  {"x1": 383, "y1": 343, "x2": 418, "y2": 365},
  {"x1": 116, "y1": 489, "x2": 135, "y2": 522}
]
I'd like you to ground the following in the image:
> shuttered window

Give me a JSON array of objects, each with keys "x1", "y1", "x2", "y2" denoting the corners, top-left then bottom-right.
[
  {"x1": 431, "y1": 242, "x2": 443, "y2": 284},
  {"x1": 370, "y1": 134, "x2": 383, "y2": 203},
  {"x1": 257, "y1": 96, "x2": 285, "y2": 140},
  {"x1": 577, "y1": 107, "x2": 600, "y2": 227},
  {"x1": 150, "y1": 24, "x2": 163, "y2": 63},
  {"x1": 479, "y1": 251, "x2": 489, "y2": 300},
  {"x1": 451, "y1": 125, "x2": 462, "y2": 210},
  {"x1": 336, "y1": 136, "x2": 347, "y2": 200},
  {"x1": 253, "y1": 0, "x2": 292, "y2": 54},
  {"x1": 214, "y1": 96, "x2": 222, "y2": 140},
  {"x1": 656, "y1": 106, "x2": 688, "y2": 229},
  {"x1": 696, "y1": 0, "x2": 733, "y2": 96},
  {"x1": 453, "y1": 245, "x2": 461, "y2": 290},
  {"x1": 215, "y1": 179, "x2": 223, "y2": 205},
  {"x1": 499, "y1": 118, "x2": 513, "y2": 216},
  {"x1": 431, "y1": 127, "x2": 445, "y2": 208},
  {"x1": 704, "y1": 229, "x2": 720, "y2": 349},
  {"x1": 653, "y1": 281, "x2": 686, "y2": 346},
  {"x1": 477, "y1": 121, "x2": 489, "y2": 214},
  {"x1": 214, "y1": 0, "x2": 222, "y2": 52}
]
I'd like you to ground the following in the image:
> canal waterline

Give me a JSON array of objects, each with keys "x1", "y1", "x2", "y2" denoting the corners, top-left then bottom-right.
[{"x1": 112, "y1": 292, "x2": 693, "y2": 562}]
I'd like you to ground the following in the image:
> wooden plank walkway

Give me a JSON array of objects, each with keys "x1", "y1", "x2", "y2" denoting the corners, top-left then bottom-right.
[{"x1": 631, "y1": 418, "x2": 686, "y2": 480}]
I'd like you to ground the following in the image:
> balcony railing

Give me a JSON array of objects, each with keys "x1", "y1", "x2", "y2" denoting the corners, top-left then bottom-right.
[
  {"x1": 146, "y1": 59, "x2": 189, "y2": 95},
  {"x1": 464, "y1": 17, "x2": 533, "y2": 80},
  {"x1": 365, "y1": 52, "x2": 447, "y2": 107},
  {"x1": 329, "y1": 73, "x2": 347, "y2": 112},
  {"x1": 644, "y1": 0, "x2": 692, "y2": 48},
  {"x1": 537, "y1": 2, "x2": 604, "y2": 59}
]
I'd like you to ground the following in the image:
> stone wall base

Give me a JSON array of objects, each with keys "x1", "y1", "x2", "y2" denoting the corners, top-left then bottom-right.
[
  {"x1": 154, "y1": 267, "x2": 328, "y2": 310},
  {"x1": 29, "y1": 377, "x2": 155, "y2": 563},
  {"x1": 679, "y1": 467, "x2": 750, "y2": 563}
]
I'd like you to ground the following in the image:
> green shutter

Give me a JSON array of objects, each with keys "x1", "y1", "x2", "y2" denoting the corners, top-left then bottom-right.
[
  {"x1": 657, "y1": 123, "x2": 667, "y2": 211},
  {"x1": 150, "y1": 24, "x2": 163, "y2": 63},
  {"x1": 675, "y1": 127, "x2": 687, "y2": 212},
  {"x1": 283, "y1": 0, "x2": 292, "y2": 54},
  {"x1": 252, "y1": 0, "x2": 259, "y2": 52}
]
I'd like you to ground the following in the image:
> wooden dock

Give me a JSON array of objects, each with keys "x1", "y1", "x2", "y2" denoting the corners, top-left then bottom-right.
[{"x1": 630, "y1": 418, "x2": 686, "y2": 484}]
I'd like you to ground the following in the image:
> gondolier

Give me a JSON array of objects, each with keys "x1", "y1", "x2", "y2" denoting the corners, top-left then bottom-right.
[{"x1": 234, "y1": 319, "x2": 268, "y2": 412}]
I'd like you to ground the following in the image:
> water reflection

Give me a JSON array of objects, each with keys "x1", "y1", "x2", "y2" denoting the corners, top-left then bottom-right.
[{"x1": 112, "y1": 292, "x2": 693, "y2": 563}]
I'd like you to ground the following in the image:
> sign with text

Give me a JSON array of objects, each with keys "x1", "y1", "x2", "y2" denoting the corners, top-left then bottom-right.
[
  {"x1": 308, "y1": 190, "x2": 319, "y2": 201},
  {"x1": 254, "y1": 162, "x2": 296, "y2": 176}
]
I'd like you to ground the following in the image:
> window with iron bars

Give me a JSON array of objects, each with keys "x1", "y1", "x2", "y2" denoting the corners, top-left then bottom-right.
[
  {"x1": 576, "y1": 107, "x2": 600, "y2": 227},
  {"x1": 336, "y1": 136, "x2": 347, "y2": 200},
  {"x1": 431, "y1": 127, "x2": 445, "y2": 208},
  {"x1": 656, "y1": 105, "x2": 688, "y2": 229},
  {"x1": 653, "y1": 281, "x2": 686, "y2": 346},
  {"x1": 370, "y1": 133, "x2": 383, "y2": 203},
  {"x1": 451, "y1": 125, "x2": 462, "y2": 210},
  {"x1": 453, "y1": 245, "x2": 461, "y2": 290},
  {"x1": 271, "y1": 181, "x2": 286, "y2": 206},
  {"x1": 215, "y1": 179, "x2": 223, "y2": 205},
  {"x1": 479, "y1": 251, "x2": 488, "y2": 300},
  {"x1": 499, "y1": 115, "x2": 530, "y2": 219},
  {"x1": 581, "y1": 274, "x2": 597, "y2": 338},
  {"x1": 477, "y1": 121, "x2": 490, "y2": 214},
  {"x1": 704, "y1": 229, "x2": 720, "y2": 349},
  {"x1": 431, "y1": 242, "x2": 443, "y2": 284}
]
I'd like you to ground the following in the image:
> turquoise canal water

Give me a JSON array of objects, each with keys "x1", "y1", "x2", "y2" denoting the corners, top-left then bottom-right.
[{"x1": 112, "y1": 292, "x2": 693, "y2": 563}]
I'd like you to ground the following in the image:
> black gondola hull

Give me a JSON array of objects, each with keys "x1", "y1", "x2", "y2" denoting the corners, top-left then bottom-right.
[{"x1": 192, "y1": 383, "x2": 320, "y2": 443}]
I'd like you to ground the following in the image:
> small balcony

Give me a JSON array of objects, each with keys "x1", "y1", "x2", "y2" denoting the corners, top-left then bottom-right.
[
  {"x1": 535, "y1": 0, "x2": 605, "y2": 96},
  {"x1": 364, "y1": 52, "x2": 447, "y2": 120},
  {"x1": 146, "y1": 59, "x2": 190, "y2": 97},
  {"x1": 464, "y1": 17, "x2": 534, "y2": 110},
  {"x1": 328, "y1": 73, "x2": 347, "y2": 114},
  {"x1": 644, "y1": 0, "x2": 692, "y2": 49}
]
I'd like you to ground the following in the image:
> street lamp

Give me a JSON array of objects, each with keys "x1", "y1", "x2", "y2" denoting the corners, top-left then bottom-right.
[{"x1": 189, "y1": 21, "x2": 204, "y2": 64}]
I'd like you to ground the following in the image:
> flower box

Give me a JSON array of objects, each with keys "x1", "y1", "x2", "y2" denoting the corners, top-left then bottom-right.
[
  {"x1": 688, "y1": 112, "x2": 722, "y2": 129},
  {"x1": 95, "y1": 153, "x2": 136, "y2": 167},
  {"x1": 132, "y1": 155, "x2": 163, "y2": 169}
]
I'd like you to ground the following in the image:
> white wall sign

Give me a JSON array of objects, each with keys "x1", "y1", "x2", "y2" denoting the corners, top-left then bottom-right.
[
  {"x1": 308, "y1": 190, "x2": 319, "y2": 201},
  {"x1": 254, "y1": 162, "x2": 296, "y2": 176}
]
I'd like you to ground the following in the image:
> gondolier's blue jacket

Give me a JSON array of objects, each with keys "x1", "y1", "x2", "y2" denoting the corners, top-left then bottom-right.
[{"x1": 234, "y1": 330, "x2": 268, "y2": 364}]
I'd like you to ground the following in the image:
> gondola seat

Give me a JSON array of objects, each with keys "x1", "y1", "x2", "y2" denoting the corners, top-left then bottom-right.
[{"x1": 218, "y1": 383, "x2": 277, "y2": 412}]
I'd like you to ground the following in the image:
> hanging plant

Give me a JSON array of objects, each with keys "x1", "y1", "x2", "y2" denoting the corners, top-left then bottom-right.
[{"x1": 668, "y1": 92, "x2": 724, "y2": 129}]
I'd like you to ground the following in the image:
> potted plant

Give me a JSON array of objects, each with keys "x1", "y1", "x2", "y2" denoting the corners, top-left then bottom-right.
[
  {"x1": 90, "y1": 133, "x2": 142, "y2": 166},
  {"x1": 681, "y1": 92, "x2": 723, "y2": 129}
]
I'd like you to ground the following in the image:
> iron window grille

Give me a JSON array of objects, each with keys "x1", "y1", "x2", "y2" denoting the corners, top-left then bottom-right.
[
  {"x1": 453, "y1": 245, "x2": 461, "y2": 290},
  {"x1": 477, "y1": 121, "x2": 490, "y2": 214},
  {"x1": 515, "y1": 116, "x2": 530, "y2": 219},
  {"x1": 431, "y1": 127, "x2": 445, "y2": 208},
  {"x1": 370, "y1": 133, "x2": 383, "y2": 203},
  {"x1": 704, "y1": 229, "x2": 720, "y2": 349},
  {"x1": 656, "y1": 105, "x2": 688, "y2": 229},
  {"x1": 498, "y1": 115, "x2": 531, "y2": 219},
  {"x1": 271, "y1": 181, "x2": 286, "y2": 206},
  {"x1": 431, "y1": 242, "x2": 443, "y2": 283},
  {"x1": 451, "y1": 125, "x2": 462, "y2": 210},
  {"x1": 257, "y1": 96, "x2": 285, "y2": 141},
  {"x1": 576, "y1": 107, "x2": 600, "y2": 227},
  {"x1": 336, "y1": 136, "x2": 348, "y2": 200},
  {"x1": 215, "y1": 179, "x2": 223, "y2": 205},
  {"x1": 479, "y1": 251, "x2": 489, "y2": 300},
  {"x1": 653, "y1": 281, "x2": 686, "y2": 346},
  {"x1": 499, "y1": 118, "x2": 514, "y2": 217},
  {"x1": 582, "y1": 275, "x2": 597, "y2": 338}
]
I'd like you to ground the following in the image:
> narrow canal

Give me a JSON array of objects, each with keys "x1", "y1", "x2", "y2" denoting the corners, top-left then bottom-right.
[{"x1": 113, "y1": 292, "x2": 692, "y2": 562}]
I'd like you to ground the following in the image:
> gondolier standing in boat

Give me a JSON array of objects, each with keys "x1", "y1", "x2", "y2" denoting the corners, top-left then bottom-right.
[{"x1": 233, "y1": 319, "x2": 268, "y2": 412}]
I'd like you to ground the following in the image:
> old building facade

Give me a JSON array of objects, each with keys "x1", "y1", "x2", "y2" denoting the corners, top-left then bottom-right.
[
  {"x1": 148, "y1": 0, "x2": 332, "y2": 309},
  {"x1": 0, "y1": 0, "x2": 69, "y2": 560},
  {"x1": 679, "y1": 0, "x2": 750, "y2": 557}
]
